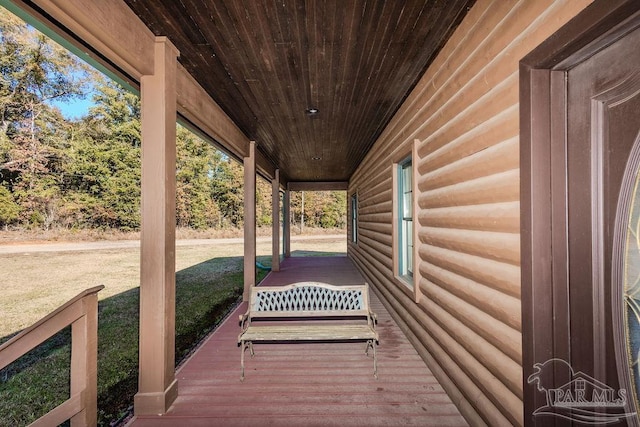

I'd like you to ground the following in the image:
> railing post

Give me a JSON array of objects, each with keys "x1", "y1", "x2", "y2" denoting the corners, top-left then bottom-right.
[{"x1": 70, "y1": 292, "x2": 99, "y2": 427}]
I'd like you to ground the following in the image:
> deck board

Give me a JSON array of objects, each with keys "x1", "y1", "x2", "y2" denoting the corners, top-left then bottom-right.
[{"x1": 127, "y1": 256, "x2": 468, "y2": 426}]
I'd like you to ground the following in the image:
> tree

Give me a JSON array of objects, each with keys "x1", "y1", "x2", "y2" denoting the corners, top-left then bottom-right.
[
  {"x1": 0, "y1": 184, "x2": 19, "y2": 227},
  {"x1": 175, "y1": 125, "x2": 220, "y2": 229},
  {"x1": 210, "y1": 156, "x2": 244, "y2": 228},
  {"x1": 62, "y1": 79, "x2": 141, "y2": 229},
  {"x1": 256, "y1": 178, "x2": 272, "y2": 227},
  {"x1": 289, "y1": 191, "x2": 347, "y2": 230},
  {"x1": 0, "y1": 8, "x2": 93, "y2": 228},
  {"x1": 320, "y1": 191, "x2": 346, "y2": 228}
]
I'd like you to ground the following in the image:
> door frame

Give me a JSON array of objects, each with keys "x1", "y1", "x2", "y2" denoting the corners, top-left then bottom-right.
[{"x1": 520, "y1": 1, "x2": 640, "y2": 424}]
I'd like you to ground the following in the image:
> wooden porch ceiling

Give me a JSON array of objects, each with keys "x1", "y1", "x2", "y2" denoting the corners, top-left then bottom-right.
[{"x1": 123, "y1": 0, "x2": 474, "y2": 183}]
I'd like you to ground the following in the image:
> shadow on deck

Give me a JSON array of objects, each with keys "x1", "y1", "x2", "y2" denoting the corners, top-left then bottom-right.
[{"x1": 127, "y1": 256, "x2": 467, "y2": 426}]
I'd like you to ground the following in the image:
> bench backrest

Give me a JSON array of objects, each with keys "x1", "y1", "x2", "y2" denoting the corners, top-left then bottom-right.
[{"x1": 249, "y1": 282, "x2": 371, "y2": 318}]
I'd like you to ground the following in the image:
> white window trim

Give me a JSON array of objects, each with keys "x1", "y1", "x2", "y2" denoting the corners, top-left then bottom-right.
[
  {"x1": 393, "y1": 156, "x2": 413, "y2": 292},
  {"x1": 392, "y1": 140, "x2": 421, "y2": 303},
  {"x1": 399, "y1": 157, "x2": 413, "y2": 280}
]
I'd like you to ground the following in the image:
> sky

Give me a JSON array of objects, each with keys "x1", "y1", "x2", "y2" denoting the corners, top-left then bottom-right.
[{"x1": 47, "y1": 95, "x2": 95, "y2": 120}]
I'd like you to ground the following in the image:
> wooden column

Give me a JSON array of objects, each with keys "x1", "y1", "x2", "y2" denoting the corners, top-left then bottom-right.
[
  {"x1": 135, "y1": 37, "x2": 179, "y2": 416},
  {"x1": 271, "y1": 169, "x2": 281, "y2": 272},
  {"x1": 284, "y1": 188, "x2": 291, "y2": 258},
  {"x1": 243, "y1": 141, "x2": 257, "y2": 301}
]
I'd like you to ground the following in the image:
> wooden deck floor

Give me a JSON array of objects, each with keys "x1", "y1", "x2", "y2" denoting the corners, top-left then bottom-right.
[{"x1": 127, "y1": 256, "x2": 467, "y2": 426}]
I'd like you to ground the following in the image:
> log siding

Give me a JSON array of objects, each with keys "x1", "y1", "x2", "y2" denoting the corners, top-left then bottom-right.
[{"x1": 348, "y1": 1, "x2": 593, "y2": 425}]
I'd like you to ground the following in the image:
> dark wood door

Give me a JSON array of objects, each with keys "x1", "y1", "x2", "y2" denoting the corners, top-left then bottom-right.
[
  {"x1": 565, "y1": 20, "x2": 640, "y2": 388},
  {"x1": 521, "y1": 2, "x2": 640, "y2": 425}
]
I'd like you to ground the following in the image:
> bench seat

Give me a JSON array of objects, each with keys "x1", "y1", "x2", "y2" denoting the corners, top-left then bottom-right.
[{"x1": 240, "y1": 324, "x2": 378, "y2": 342}]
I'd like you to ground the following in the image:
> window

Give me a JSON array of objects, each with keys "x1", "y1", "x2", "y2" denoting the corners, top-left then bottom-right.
[
  {"x1": 398, "y1": 157, "x2": 413, "y2": 281},
  {"x1": 351, "y1": 193, "x2": 358, "y2": 244}
]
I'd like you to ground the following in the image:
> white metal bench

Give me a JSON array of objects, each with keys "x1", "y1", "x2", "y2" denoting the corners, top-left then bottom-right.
[{"x1": 238, "y1": 282, "x2": 378, "y2": 380}]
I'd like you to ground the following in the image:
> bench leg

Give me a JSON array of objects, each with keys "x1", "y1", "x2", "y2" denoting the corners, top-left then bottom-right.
[
  {"x1": 365, "y1": 340, "x2": 378, "y2": 379},
  {"x1": 240, "y1": 341, "x2": 256, "y2": 381},
  {"x1": 240, "y1": 341, "x2": 246, "y2": 381},
  {"x1": 373, "y1": 340, "x2": 378, "y2": 379}
]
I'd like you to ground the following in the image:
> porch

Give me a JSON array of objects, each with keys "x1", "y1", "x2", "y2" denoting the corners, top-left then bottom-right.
[{"x1": 127, "y1": 256, "x2": 467, "y2": 426}]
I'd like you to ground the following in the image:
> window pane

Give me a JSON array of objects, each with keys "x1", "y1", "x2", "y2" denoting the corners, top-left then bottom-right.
[
  {"x1": 403, "y1": 189, "x2": 412, "y2": 219},
  {"x1": 405, "y1": 219, "x2": 413, "y2": 276},
  {"x1": 403, "y1": 163, "x2": 412, "y2": 187},
  {"x1": 402, "y1": 162, "x2": 412, "y2": 219},
  {"x1": 623, "y1": 168, "x2": 640, "y2": 405},
  {"x1": 397, "y1": 158, "x2": 414, "y2": 283}
]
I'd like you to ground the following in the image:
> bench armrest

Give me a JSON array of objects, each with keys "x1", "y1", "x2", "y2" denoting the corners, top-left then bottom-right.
[
  {"x1": 239, "y1": 310, "x2": 250, "y2": 330},
  {"x1": 368, "y1": 311, "x2": 377, "y2": 329}
]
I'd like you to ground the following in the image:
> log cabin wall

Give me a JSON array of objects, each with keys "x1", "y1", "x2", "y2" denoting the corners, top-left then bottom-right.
[{"x1": 347, "y1": 1, "x2": 592, "y2": 425}]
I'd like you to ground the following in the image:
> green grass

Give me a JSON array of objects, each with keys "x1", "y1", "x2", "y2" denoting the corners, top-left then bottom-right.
[
  {"x1": 0, "y1": 256, "x2": 269, "y2": 426},
  {"x1": 0, "y1": 236, "x2": 344, "y2": 426},
  {"x1": 0, "y1": 330, "x2": 72, "y2": 425}
]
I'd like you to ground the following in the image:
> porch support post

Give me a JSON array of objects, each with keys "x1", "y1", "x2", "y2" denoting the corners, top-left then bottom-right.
[
  {"x1": 135, "y1": 36, "x2": 179, "y2": 416},
  {"x1": 243, "y1": 141, "x2": 257, "y2": 301},
  {"x1": 284, "y1": 188, "x2": 291, "y2": 258},
  {"x1": 271, "y1": 169, "x2": 280, "y2": 272}
]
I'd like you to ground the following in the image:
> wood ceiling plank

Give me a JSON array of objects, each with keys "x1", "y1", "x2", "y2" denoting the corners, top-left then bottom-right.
[{"x1": 123, "y1": 0, "x2": 474, "y2": 182}]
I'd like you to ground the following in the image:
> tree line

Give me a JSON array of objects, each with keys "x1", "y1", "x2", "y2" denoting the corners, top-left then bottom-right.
[{"x1": 0, "y1": 9, "x2": 345, "y2": 232}]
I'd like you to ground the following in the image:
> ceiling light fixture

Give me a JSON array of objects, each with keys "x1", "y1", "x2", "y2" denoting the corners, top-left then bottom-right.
[
  {"x1": 306, "y1": 107, "x2": 319, "y2": 115},
  {"x1": 312, "y1": 156, "x2": 322, "y2": 161}
]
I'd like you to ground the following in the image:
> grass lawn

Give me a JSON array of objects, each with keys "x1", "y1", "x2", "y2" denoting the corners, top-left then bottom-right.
[{"x1": 0, "y1": 236, "x2": 346, "y2": 426}]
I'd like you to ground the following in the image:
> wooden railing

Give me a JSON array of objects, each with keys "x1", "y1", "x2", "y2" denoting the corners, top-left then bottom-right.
[{"x1": 0, "y1": 285, "x2": 104, "y2": 427}]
